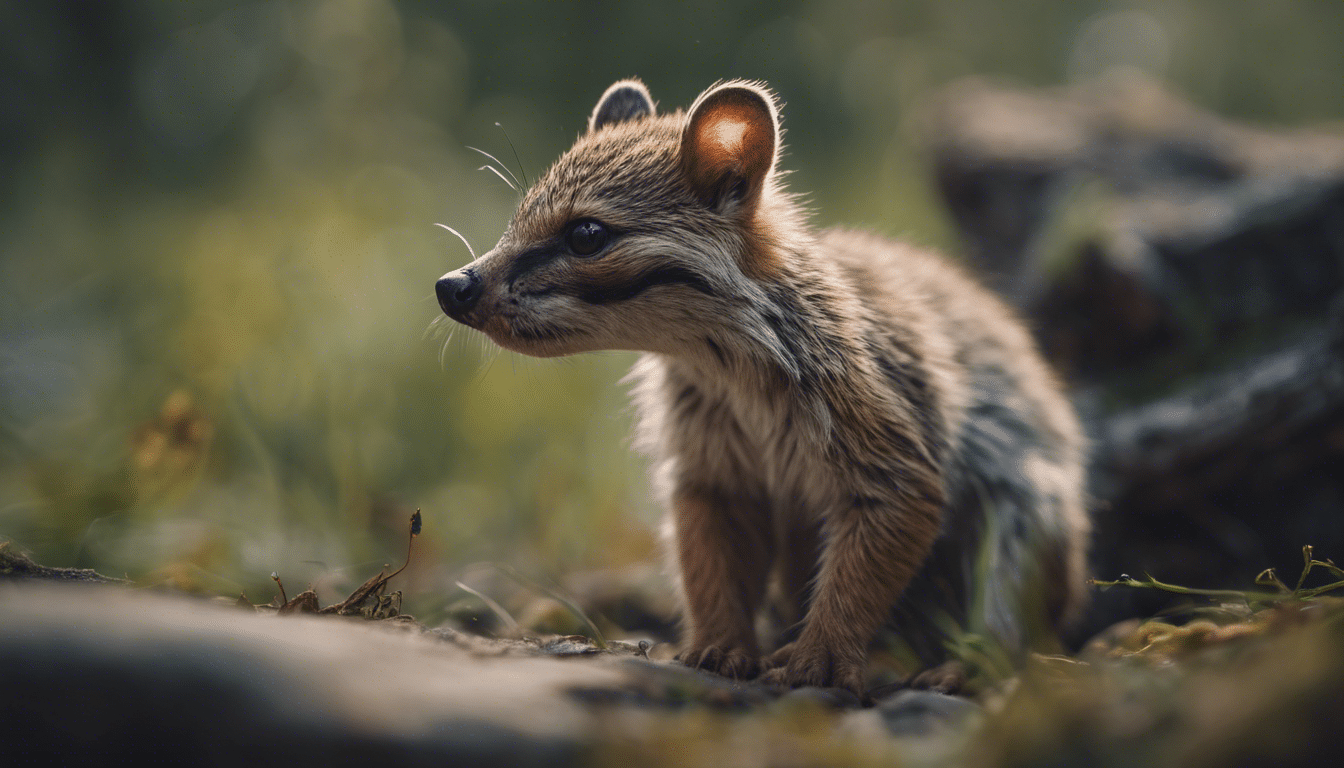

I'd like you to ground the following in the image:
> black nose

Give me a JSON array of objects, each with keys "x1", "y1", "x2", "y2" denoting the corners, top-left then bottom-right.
[{"x1": 436, "y1": 269, "x2": 483, "y2": 319}]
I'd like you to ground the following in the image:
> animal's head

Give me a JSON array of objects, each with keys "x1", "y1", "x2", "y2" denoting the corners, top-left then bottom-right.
[{"x1": 435, "y1": 79, "x2": 796, "y2": 360}]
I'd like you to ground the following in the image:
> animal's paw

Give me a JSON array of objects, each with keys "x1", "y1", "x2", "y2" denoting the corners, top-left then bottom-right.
[
  {"x1": 760, "y1": 641, "x2": 866, "y2": 696},
  {"x1": 905, "y1": 661, "x2": 967, "y2": 694},
  {"x1": 763, "y1": 640, "x2": 798, "y2": 670},
  {"x1": 677, "y1": 644, "x2": 761, "y2": 680}
]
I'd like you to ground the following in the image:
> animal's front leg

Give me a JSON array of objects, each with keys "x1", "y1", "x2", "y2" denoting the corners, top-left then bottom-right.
[
  {"x1": 762, "y1": 494, "x2": 942, "y2": 695},
  {"x1": 673, "y1": 486, "x2": 774, "y2": 680}
]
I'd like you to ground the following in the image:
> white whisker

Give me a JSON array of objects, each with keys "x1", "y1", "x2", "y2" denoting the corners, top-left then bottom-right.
[
  {"x1": 424, "y1": 314, "x2": 445, "y2": 341},
  {"x1": 494, "y1": 123, "x2": 529, "y2": 187},
  {"x1": 466, "y1": 146, "x2": 524, "y2": 190},
  {"x1": 439, "y1": 328, "x2": 456, "y2": 370},
  {"x1": 433, "y1": 223, "x2": 478, "y2": 262},
  {"x1": 477, "y1": 164, "x2": 517, "y2": 191}
]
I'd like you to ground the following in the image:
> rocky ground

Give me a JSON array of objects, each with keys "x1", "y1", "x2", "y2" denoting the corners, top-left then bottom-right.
[{"x1": 4, "y1": 540, "x2": 1343, "y2": 767}]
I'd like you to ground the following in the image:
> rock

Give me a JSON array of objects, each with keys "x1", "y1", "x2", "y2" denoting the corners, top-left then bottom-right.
[
  {"x1": 0, "y1": 541, "x2": 128, "y2": 585},
  {"x1": 0, "y1": 583, "x2": 615, "y2": 765},
  {"x1": 926, "y1": 73, "x2": 1344, "y2": 327},
  {"x1": 0, "y1": 582, "x2": 852, "y2": 763},
  {"x1": 873, "y1": 690, "x2": 982, "y2": 737},
  {"x1": 776, "y1": 686, "x2": 864, "y2": 710}
]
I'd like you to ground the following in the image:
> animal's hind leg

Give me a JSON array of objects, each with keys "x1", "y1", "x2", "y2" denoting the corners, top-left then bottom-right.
[{"x1": 959, "y1": 450, "x2": 1082, "y2": 658}]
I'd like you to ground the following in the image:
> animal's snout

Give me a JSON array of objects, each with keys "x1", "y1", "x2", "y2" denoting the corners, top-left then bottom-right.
[{"x1": 436, "y1": 269, "x2": 483, "y2": 320}]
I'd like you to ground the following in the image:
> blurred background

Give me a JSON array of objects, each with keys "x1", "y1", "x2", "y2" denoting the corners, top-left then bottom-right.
[{"x1": 2, "y1": 0, "x2": 1342, "y2": 623}]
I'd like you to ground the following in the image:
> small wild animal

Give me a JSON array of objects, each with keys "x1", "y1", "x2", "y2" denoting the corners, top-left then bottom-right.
[{"x1": 435, "y1": 79, "x2": 1089, "y2": 696}]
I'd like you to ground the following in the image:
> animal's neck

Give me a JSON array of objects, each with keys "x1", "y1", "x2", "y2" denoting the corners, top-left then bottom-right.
[{"x1": 681, "y1": 240, "x2": 872, "y2": 424}]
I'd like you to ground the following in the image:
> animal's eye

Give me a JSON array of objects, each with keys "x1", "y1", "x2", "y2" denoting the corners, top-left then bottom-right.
[{"x1": 565, "y1": 219, "x2": 610, "y2": 256}]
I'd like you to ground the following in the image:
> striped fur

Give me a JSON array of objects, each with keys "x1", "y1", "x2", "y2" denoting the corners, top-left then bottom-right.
[{"x1": 437, "y1": 79, "x2": 1089, "y2": 695}]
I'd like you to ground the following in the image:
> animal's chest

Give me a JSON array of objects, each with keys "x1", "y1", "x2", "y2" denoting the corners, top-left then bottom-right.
[{"x1": 701, "y1": 387, "x2": 840, "y2": 515}]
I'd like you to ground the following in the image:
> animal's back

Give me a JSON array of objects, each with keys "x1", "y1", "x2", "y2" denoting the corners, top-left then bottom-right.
[{"x1": 824, "y1": 228, "x2": 1088, "y2": 655}]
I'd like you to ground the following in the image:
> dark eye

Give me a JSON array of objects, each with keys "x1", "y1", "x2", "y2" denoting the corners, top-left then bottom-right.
[{"x1": 565, "y1": 219, "x2": 610, "y2": 256}]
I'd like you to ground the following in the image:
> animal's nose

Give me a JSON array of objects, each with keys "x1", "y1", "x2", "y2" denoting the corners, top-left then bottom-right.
[{"x1": 436, "y1": 269, "x2": 482, "y2": 318}]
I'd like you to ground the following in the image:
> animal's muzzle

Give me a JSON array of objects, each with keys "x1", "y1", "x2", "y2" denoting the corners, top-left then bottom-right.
[{"x1": 436, "y1": 268, "x2": 483, "y2": 322}]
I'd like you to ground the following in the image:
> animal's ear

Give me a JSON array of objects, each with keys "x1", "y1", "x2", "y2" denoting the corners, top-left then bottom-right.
[
  {"x1": 680, "y1": 81, "x2": 780, "y2": 213},
  {"x1": 589, "y1": 79, "x2": 656, "y2": 132}
]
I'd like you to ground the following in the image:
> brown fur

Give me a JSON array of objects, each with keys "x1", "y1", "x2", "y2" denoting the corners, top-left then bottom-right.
[
  {"x1": 672, "y1": 485, "x2": 771, "y2": 679},
  {"x1": 435, "y1": 79, "x2": 1090, "y2": 696}
]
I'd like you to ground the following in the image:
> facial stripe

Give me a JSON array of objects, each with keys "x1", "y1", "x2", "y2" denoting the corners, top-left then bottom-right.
[
  {"x1": 505, "y1": 243, "x2": 564, "y2": 286},
  {"x1": 572, "y1": 265, "x2": 715, "y2": 305}
]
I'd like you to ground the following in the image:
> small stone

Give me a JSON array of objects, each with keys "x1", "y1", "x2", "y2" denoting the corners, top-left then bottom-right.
[
  {"x1": 777, "y1": 685, "x2": 863, "y2": 710},
  {"x1": 874, "y1": 690, "x2": 980, "y2": 737}
]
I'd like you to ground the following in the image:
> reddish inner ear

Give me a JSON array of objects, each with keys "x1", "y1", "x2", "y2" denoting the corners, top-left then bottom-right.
[{"x1": 681, "y1": 89, "x2": 776, "y2": 209}]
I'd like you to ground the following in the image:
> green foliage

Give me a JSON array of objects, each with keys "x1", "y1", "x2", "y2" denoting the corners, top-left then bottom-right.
[
  {"x1": 490, "y1": 562, "x2": 609, "y2": 649},
  {"x1": 1093, "y1": 545, "x2": 1344, "y2": 608}
]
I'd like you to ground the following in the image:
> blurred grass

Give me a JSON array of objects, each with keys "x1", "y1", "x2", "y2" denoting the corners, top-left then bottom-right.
[{"x1": 1, "y1": 0, "x2": 1341, "y2": 609}]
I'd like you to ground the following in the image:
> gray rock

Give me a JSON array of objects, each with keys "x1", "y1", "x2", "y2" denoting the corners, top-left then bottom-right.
[
  {"x1": 874, "y1": 690, "x2": 981, "y2": 737},
  {"x1": 0, "y1": 583, "x2": 613, "y2": 766}
]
